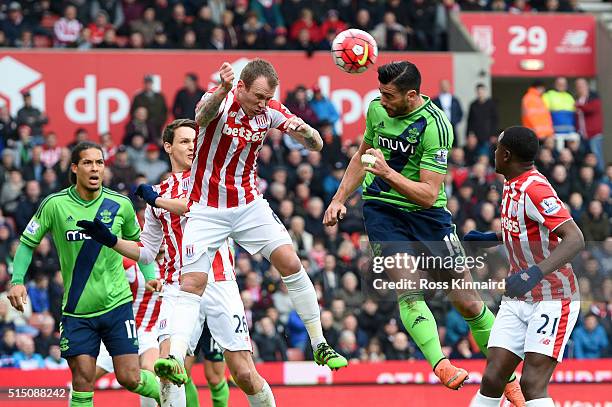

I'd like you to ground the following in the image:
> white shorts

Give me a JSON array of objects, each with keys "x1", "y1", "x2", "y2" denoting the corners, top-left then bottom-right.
[
  {"x1": 182, "y1": 197, "x2": 292, "y2": 275},
  {"x1": 488, "y1": 299, "x2": 580, "y2": 362},
  {"x1": 158, "y1": 281, "x2": 251, "y2": 355},
  {"x1": 188, "y1": 280, "x2": 252, "y2": 354},
  {"x1": 96, "y1": 328, "x2": 157, "y2": 373}
]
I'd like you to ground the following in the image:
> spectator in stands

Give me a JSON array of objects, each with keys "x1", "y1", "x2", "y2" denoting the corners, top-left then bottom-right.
[
  {"x1": 30, "y1": 236, "x2": 59, "y2": 279},
  {"x1": 253, "y1": 316, "x2": 288, "y2": 361},
  {"x1": 544, "y1": 77, "x2": 576, "y2": 137},
  {"x1": 173, "y1": 73, "x2": 205, "y2": 120},
  {"x1": 450, "y1": 337, "x2": 479, "y2": 359},
  {"x1": 338, "y1": 330, "x2": 361, "y2": 361},
  {"x1": 574, "y1": 166, "x2": 598, "y2": 202},
  {"x1": 95, "y1": 27, "x2": 119, "y2": 48},
  {"x1": 52, "y1": 148, "x2": 71, "y2": 189},
  {"x1": 44, "y1": 344, "x2": 67, "y2": 369},
  {"x1": 320, "y1": 9, "x2": 347, "y2": 37},
  {"x1": 40, "y1": 132, "x2": 61, "y2": 169},
  {"x1": 252, "y1": 0, "x2": 285, "y2": 32},
  {"x1": 384, "y1": 332, "x2": 413, "y2": 360},
  {"x1": 91, "y1": 0, "x2": 124, "y2": 29},
  {"x1": 130, "y1": 7, "x2": 163, "y2": 47},
  {"x1": 408, "y1": 0, "x2": 437, "y2": 50},
  {"x1": 289, "y1": 216, "x2": 313, "y2": 258},
  {"x1": 135, "y1": 144, "x2": 168, "y2": 184},
  {"x1": 444, "y1": 307, "x2": 469, "y2": 347},
  {"x1": 467, "y1": 83, "x2": 498, "y2": 148},
  {"x1": 221, "y1": 10, "x2": 239, "y2": 49},
  {"x1": 580, "y1": 200, "x2": 610, "y2": 241},
  {"x1": 353, "y1": 9, "x2": 373, "y2": 32},
  {"x1": 40, "y1": 169, "x2": 60, "y2": 203},
  {"x1": 0, "y1": 170, "x2": 24, "y2": 216},
  {"x1": 1, "y1": 2, "x2": 29, "y2": 46},
  {"x1": 14, "y1": 180, "x2": 41, "y2": 233},
  {"x1": 361, "y1": 337, "x2": 386, "y2": 362},
  {"x1": 27, "y1": 273, "x2": 50, "y2": 314},
  {"x1": 594, "y1": 184, "x2": 612, "y2": 218},
  {"x1": 433, "y1": 79, "x2": 463, "y2": 142},
  {"x1": 522, "y1": 80, "x2": 554, "y2": 139},
  {"x1": 509, "y1": 0, "x2": 532, "y2": 13},
  {"x1": 290, "y1": 8, "x2": 320, "y2": 43},
  {"x1": 545, "y1": 0, "x2": 561, "y2": 12},
  {"x1": 309, "y1": 85, "x2": 339, "y2": 130},
  {"x1": 575, "y1": 78, "x2": 604, "y2": 172},
  {"x1": 0, "y1": 106, "x2": 17, "y2": 147},
  {"x1": 124, "y1": 107, "x2": 156, "y2": 144},
  {"x1": 342, "y1": 314, "x2": 369, "y2": 349},
  {"x1": 336, "y1": 272, "x2": 364, "y2": 310},
  {"x1": 53, "y1": 4, "x2": 82, "y2": 47},
  {"x1": 34, "y1": 315, "x2": 57, "y2": 357},
  {"x1": 304, "y1": 196, "x2": 325, "y2": 237},
  {"x1": 573, "y1": 314, "x2": 609, "y2": 358},
  {"x1": 371, "y1": 11, "x2": 406, "y2": 49},
  {"x1": 22, "y1": 145, "x2": 44, "y2": 182},
  {"x1": 13, "y1": 335, "x2": 44, "y2": 369},
  {"x1": 320, "y1": 309, "x2": 340, "y2": 349},
  {"x1": 131, "y1": 75, "x2": 167, "y2": 139},
  {"x1": 109, "y1": 146, "x2": 136, "y2": 188},
  {"x1": 16, "y1": 92, "x2": 47, "y2": 139},
  {"x1": 323, "y1": 161, "x2": 346, "y2": 203}
]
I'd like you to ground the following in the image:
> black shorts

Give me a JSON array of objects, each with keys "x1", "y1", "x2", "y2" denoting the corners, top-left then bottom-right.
[
  {"x1": 60, "y1": 301, "x2": 139, "y2": 359},
  {"x1": 194, "y1": 321, "x2": 224, "y2": 362}
]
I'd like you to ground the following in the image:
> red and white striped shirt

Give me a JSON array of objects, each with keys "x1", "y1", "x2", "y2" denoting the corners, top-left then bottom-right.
[
  {"x1": 189, "y1": 88, "x2": 294, "y2": 208},
  {"x1": 139, "y1": 170, "x2": 235, "y2": 285},
  {"x1": 123, "y1": 258, "x2": 160, "y2": 332},
  {"x1": 501, "y1": 169, "x2": 578, "y2": 301}
]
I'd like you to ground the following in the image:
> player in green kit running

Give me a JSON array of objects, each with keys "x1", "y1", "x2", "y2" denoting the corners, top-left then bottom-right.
[
  {"x1": 323, "y1": 61, "x2": 524, "y2": 404},
  {"x1": 7, "y1": 142, "x2": 160, "y2": 407}
]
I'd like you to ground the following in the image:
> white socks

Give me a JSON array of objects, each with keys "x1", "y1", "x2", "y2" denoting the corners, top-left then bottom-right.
[
  {"x1": 526, "y1": 398, "x2": 555, "y2": 407},
  {"x1": 169, "y1": 290, "x2": 201, "y2": 364},
  {"x1": 281, "y1": 268, "x2": 325, "y2": 348},
  {"x1": 246, "y1": 380, "x2": 276, "y2": 407},
  {"x1": 470, "y1": 391, "x2": 502, "y2": 407},
  {"x1": 160, "y1": 381, "x2": 186, "y2": 407}
]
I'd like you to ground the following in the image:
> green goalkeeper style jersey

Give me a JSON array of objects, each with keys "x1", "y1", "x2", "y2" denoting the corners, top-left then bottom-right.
[
  {"x1": 20, "y1": 186, "x2": 140, "y2": 318},
  {"x1": 362, "y1": 95, "x2": 453, "y2": 211}
]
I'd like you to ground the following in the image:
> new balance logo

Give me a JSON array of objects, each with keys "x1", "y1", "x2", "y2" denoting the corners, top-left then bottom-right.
[{"x1": 412, "y1": 315, "x2": 427, "y2": 328}]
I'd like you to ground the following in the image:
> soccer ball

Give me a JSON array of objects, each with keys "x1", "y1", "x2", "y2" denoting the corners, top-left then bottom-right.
[{"x1": 331, "y1": 29, "x2": 378, "y2": 74}]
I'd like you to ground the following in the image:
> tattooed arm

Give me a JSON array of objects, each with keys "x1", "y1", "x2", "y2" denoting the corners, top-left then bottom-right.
[{"x1": 195, "y1": 89, "x2": 228, "y2": 127}]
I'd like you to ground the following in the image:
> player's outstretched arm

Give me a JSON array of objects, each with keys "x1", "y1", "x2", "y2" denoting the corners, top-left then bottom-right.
[
  {"x1": 7, "y1": 243, "x2": 35, "y2": 312},
  {"x1": 76, "y1": 219, "x2": 141, "y2": 261},
  {"x1": 284, "y1": 116, "x2": 323, "y2": 151},
  {"x1": 195, "y1": 62, "x2": 234, "y2": 127},
  {"x1": 323, "y1": 140, "x2": 371, "y2": 226},
  {"x1": 135, "y1": 184, "x2": 188, "y2": 216}
]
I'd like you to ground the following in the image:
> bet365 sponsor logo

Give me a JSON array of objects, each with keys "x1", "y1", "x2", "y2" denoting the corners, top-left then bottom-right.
[{"x1": 221, "y1": 123, "x2": 266, "y2": 142}]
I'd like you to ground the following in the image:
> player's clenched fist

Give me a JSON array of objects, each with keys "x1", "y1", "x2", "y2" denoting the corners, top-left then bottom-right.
[
  {"x1": 323, "y1": 199, "x2": 347, "y2": 227},
  {"x1": 219, "y1": 62, "x2": 234, "y2": 92},
  {"x1": 7, "y1": 284, "x2": 28, "y2": 312}
]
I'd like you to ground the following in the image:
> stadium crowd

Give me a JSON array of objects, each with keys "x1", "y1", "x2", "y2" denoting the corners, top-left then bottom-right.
[
  {"x1": 0, "y1": 68, "x2": 610, "y2": 368},
  {"x1": 0, "y1": 0, "x2": 588, "y2": 53}
]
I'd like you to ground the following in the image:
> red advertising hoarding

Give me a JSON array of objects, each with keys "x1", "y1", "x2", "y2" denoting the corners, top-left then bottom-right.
[
  {"x1": 1, "y1": 359, "x2": 611, "y2": 406},
  {"x1": 0, "y1": 51, "x2": 453, "y2": 145},
  {"x1": 459, "y1": 13, "x2": 596, "y2": 77}
]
